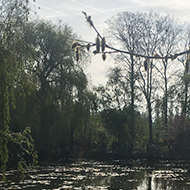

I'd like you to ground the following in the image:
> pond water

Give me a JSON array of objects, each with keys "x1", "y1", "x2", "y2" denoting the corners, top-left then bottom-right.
[{"x1": 1, "y1": 159, "x2": 190, "y2": 189}]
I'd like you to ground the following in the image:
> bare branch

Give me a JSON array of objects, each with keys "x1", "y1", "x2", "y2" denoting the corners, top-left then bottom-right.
[{"x1": 81, "y1": 12, "x2": 190, "y2": 61}]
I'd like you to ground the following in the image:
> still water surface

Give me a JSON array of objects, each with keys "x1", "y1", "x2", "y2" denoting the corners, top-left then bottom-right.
[{"x1": 1, "y1": 159, "x2": 190, "y2": 189}]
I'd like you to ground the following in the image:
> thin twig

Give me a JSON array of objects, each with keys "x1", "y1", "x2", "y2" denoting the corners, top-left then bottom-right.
[{"x1": 81, "y1": 11, "x2": 190, "y2": 60}]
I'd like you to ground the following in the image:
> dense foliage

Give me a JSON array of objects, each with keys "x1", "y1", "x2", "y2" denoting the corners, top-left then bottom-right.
[{"x1": 1, "y1": 0, "x2": 190, "y2": 181}]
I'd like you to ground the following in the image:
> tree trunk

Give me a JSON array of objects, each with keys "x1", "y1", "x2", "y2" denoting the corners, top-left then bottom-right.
[
  {"x1": 148, "y1": 102, "x2": 153, "y2": 145},
  {"x1": 130, "y1": 54, "x2": 135, "y2": 150},
  {"x1": 182, "y1": 80, "x2": 188, "y2": 116},
  {"x1": 164, "y1": 64, "x2": 168, "y2": 127}
]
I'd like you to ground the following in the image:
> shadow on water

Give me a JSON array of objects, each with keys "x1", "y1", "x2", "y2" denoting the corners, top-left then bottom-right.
[{"x1": 1, "y1": 159, "x2": 190, "y2": 189}]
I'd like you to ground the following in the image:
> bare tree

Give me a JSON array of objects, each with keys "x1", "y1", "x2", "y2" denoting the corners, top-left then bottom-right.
[
  {"x1": 105, "y1": 12, "x2": 148, "y2": 149},
  {"x1": 106, "y1": 12, "x2": 184, "y2": 153},
  {"x1": 154, "y1": 16, "x2": 183, "y2": 127},
  {"x1": 179, "y1": 26, "x2": 190, "y2": 116},
  {"x1": 73, "y1": 11, "x2": 190, "y2": 157}
]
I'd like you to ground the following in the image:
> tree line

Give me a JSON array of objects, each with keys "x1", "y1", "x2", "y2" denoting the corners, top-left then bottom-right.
[
  {"x1": 78, "y1": 11, "x2": 190, "y2": 158},
  {"x1": 1, "y1": 0, "x2": 190, "y2": 179}
]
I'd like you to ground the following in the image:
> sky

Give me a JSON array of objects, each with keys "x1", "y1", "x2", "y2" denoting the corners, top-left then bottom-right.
[{"x1": 33, "y1": 0, "x2": 190, "y2": 86}]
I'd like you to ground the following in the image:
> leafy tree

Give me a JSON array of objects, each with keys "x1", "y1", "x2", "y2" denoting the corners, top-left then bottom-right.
[
  {"x1": 19, "y1": 20, "x2": 90, "y2": 159},
  {"x1": 164, "y1": 115, "x2": 190, "y2": 158},
  {"x1": 0, "y1": 0, "x2": 38, "y2": 180},
  {"x1": 89, "y1": 114, "x2": 114, "y2": 154},
  {"x1": 101, "y1": 108, "x2": 129, "y2": 153},
  {"x1": 106, "y1": 67, "x2": 131, "y2": 110}
]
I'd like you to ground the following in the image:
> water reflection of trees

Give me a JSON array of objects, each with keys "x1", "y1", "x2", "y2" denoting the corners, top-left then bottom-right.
[
  {"x1": 147, "y1": 176, "x2": 152, "y2": 190},
  {"x1": 153, "y1": 178, "x2": 189, "y2": 190},
  {"x1": 110, "y1": 172, "x2": 145, "y2": 189},
  {"x1": 2, "y1": 160, "x2": 190, "y2": 190},
  {"x1": 92, "y1": 169, "x2": 146, "y2": 189},
  {"x1": 79, "y1": 163, "x2": 147, "y2": 189},
  {"x1": 147, "y1": 168, "x2": 190, "y2": 190}
]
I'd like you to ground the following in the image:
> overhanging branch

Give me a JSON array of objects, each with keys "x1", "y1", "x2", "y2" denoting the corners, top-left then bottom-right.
[{"x1": 73, "y1": 12, "x2": 190, "y2": 63}]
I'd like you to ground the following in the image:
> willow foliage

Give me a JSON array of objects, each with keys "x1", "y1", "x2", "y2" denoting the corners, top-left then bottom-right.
[{"x1": 0, "y1": 0, "x2": 38, "y2": 180}]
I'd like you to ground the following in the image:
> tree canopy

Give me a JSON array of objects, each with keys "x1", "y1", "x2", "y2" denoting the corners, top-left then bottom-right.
[{"x1": 1, "y1": 1, "x2": 190, "y2": 181}]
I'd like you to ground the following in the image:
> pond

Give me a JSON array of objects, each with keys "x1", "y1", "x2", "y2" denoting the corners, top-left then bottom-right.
[{"x1": 1, "y1": 159, "x2": 190, "y2": 189}]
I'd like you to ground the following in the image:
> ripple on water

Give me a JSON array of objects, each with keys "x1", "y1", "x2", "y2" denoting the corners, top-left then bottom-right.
[{"x1": 1, "y1": 160, "x2": 190, "y2": 190}]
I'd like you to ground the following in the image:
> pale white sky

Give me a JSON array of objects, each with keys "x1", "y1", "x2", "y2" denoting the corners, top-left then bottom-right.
[{"x1": 33, "y1": 0, "x2": 190, "y2": 86}]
